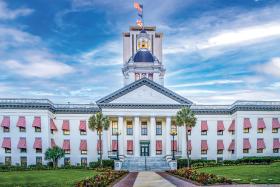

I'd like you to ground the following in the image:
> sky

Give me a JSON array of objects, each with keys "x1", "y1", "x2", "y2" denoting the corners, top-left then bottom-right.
[{"x1": 0, "y1": 0, "x2": 280, "y2": 104}]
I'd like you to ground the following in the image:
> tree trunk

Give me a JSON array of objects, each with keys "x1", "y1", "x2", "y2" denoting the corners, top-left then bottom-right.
[
  {"x1": 186, "y1": 124, "x2": 190, "y2": 168},
  {"x1": 99, "y1": 132, "x2": 103, "y2": 168}
]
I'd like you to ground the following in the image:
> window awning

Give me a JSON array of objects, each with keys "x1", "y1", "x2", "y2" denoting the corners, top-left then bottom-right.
[
  {"x1": 201, "y1": 120, "x2": 208, "y2": 131},
  {"x1": 273, "y1": 138, "x2": 280, "y2": 149},
  {"x1": 33, "y1": 137, "x2": 42, "y2": 149},
  {"x1": 228, "y1": 120, "x2": 235, "y2": 131},
  {"x1": 50, "y1": 119, "x2": 57, "y2": 131},
  {"x1": 217, "y1": 121, "x2": 225, "y2": 131},
  {"x1": 187, "y1": 140, "x2": 192, "y2": 151},
  {"x1": 1, "y1": 116, "x2": 10, "y2": 128},
  {"x1": 257, "y1": 138, "x2": 265, "y2": 149},
  {"x1": 272, "y1": 118, "x2": 280, "y2": 129},
  {"x1": 51, "y1": 138, "x2": 56, "y2": 148},
  {"x1": 171, "y1": 140, "x2": 177, "y2": 151},
  {"x1": 32, "y1": 116, "x2": 41, "y2": 128},
  {"x1": 243, "y1": 118, "x2": 252, "y2": 129},
  {"x1": 17, "y1": 116, "x2": 26, "y2": 128},
  {"x1": 228, "y1": 140, "x2": 235, "y2": 151},
  {"x1": 63, "y1": 139, "x2": 70, "y2": 150},
  {"x1": 2, "y1": 137, "x2": 11, "y2": 149},
  {"x1": 62, "y1": 120, "x2": 70, "y2": 131},
  {"x1": 79, "y1": 120, "x2": 87, "y2": 131},
  {"x1": 127, "y1": 140, "x2": 133, "y2": 151},
  {"x1": 112, "y1": 140, "x2": 117, "y2": 151},
  {"x1": 217, "y1": 140, "x2": 224, "y2": 150},
  {"x1": 257, "y1": 118, "x2": 266, "y2": 129},
  {"x1": 156, "y1": 140, "x2": 162, "y2": 151},
  {"x1": 80, "y1": 140, "x2": 87, "y2": 151},
  {"x1": 18, "y1": 137, "x2": 27, "y2": 149},
  {"x1": 201, "y1": 140, "x2": 208, "y2": 150},
  {"x1": 243, "y1": 138, "x2": 251, "y2": 149}
]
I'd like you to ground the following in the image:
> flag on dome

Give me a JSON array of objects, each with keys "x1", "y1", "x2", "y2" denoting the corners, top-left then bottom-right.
[
  {"x1": 136, "y1": 19, "x2": 143, "y2": 27},
  {"x1": 134, "y1": 2, "x2": 143, "y2": 13}
]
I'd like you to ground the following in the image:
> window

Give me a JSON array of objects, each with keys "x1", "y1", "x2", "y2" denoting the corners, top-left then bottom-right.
[
  {"x1": 51, "y1": 130, "x2": 54, "y2": 134},
  {"x1": 188, "y1": 150, "x2": 191, "y2": 155},
  {"x1": 148, "y1": 73, "x2": 153, "y2": 80},
  {"x1": 135, "y1": 73, "x2": 140, "y2": 80},
  {"x1": 257, "y1": 149, "x2": 263, "y2": 153},
  {"x1": 63, "y1": 130, "x2": 70, "y2": 135},
  {"x1": 273, "y1": 149, "x2": 279, "y2": 153},
  {"x1": 19, "y1": 127, "x2": 26, "y2": 132},
  {"x1": 3, "y1": 127, "x2": 9, "y2": 132},
  {"x1": 64, "y1": 157, "x2": 70, "y2": 166},
  {"x1": 127, "y1": 121, "x2": 133, "y2": 135},
  {"x1": 231, "y1": 150, "x2": 235, "y2": 154},
  {"x1": 35, "y1": 127, "x2": 41, "y2": 132},
  {"x1": 20, "y1": 157, "x2": 27, "y2": 167},
  {"x1": 201, "y1": 150, "x2": 207, "y2": 155},
  {"x1": 36, "y1": 148, "x2": 42, "y2": 153},
  {"x1": 217, "y1": 150, "x2": 223, "y2": 154},
  {"x1": 243, "y1": 128, "x2": 249, "y2": 133},
  {"x1": 171, "y1": 123, "x2": 177, "y2": 134},
  {"x1": 80, "y1": 130, "x2": 87, "y2": 135},
  {"x1": 20, "y1": 148, "x2": 26, "y2": 153},
  {"x1": 243, "y1": 149, "x2": 249, "y2": 153},
  {"x1": 201, "y1": 131, "x2": 207, "y2": 135},
  {"x1": 141, "y1": 73, "x2": 146, "y2": 78},
  {"x1": 127, "y1": 150, "x2": 133, "y2": 155},
  {"x1": 201, "y1": 157, "x2": 207, "y2": 160},
  {"x1": 141, "y1": 121, "x2": 148, "y2": 135},
  {"x1": 257, "y1": 128, "x2": 264, "y2": 133},
  {"x1": 272, "y1": 128, "x2": 278, "y2": 133},
  {"x1": 156, "y1": 122, "x2": 162, "y2": 135},
  {"x1": 81, "y1": 150, "x2": 87, "y2": 155},
  {"x1": 81, "y1": 158, "x2": 87, "y2": 166},
  {"x1": 36, "y1": 157, "x2": 42, "y2": 165},
  {"x1": 5, "y1": 148, "x2": 11, "y2": 153},
  {"x1": 187, "y1": 130, "x2": 191, "y2": 135},
  {"x1": 217, "y1": 131, "x2": 223, "y2": 135},
  {"x1": 5, "y1": 156, "x2": 11, "y2": 166},
  {"x1": 231, "y1": 131, "x2": 235, "y2": 135},
  {"x1": 112, "y1": 121, "x2": 118, "y2": 135},
  {"x1": 65, "y1": 150, "x2": 70, "y2": 154},
  {"x1": 217, "y1": 157, "x2": 223, "y2": 162}
]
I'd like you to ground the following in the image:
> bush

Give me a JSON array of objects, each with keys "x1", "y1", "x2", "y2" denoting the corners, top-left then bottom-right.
[
  {"x1": 89, "y1": 160, "x2": 114, "y2": 169},
  {"x1": 177, "y1": 159, "x2": 216, "y2": 168}
]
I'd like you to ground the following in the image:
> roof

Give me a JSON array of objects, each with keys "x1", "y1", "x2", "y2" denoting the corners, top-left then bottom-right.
[{"x1": 133, "y1": 50, "x2": 154, "y2": 63}]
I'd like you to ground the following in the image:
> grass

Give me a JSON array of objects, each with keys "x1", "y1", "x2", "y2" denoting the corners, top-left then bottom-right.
[
  {"x1": 0, "y1": 169, "x2": 98, "y2": 187},
  {"x1": 197, "y1": 162, "x2": 280, "y2": 184}
]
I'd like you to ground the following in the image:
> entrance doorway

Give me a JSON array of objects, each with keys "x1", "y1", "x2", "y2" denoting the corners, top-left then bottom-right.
[{"x1": 140, "y1": 141, "x2": 150, "y2": 156}]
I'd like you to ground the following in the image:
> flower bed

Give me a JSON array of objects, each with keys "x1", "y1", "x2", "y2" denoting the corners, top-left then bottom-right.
[
  {"x1": 168, "y1": 168, "x2": 232, "y2": 185},
  {"x1": 76, "y1": 170, "x2": 128, "y2": 187}
]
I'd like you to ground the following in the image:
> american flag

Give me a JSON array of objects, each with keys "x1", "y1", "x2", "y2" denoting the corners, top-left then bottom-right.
[
  {"x1": 136, "y1": 19, "x2": 143, "y2": 27},
  {"x1": 134, "y1": 2, "x2": 143, "y2": 13}
]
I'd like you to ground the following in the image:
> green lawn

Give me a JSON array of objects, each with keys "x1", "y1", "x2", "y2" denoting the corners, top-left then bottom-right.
[
  {"x1": 197, "y1": 162, "x2": 280, "y2": 184},
  {"x1": 0, "y1": 169, "x2": 97, "y2": 187}
]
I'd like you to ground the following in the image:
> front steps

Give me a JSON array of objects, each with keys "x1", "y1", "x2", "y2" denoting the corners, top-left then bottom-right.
[{"x1": 121, "y1": 156, "x2": 171, "y2": 171}]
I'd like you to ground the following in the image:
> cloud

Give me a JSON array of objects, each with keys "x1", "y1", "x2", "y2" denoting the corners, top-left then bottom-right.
[
  {"x1": 167, "y1": 79, "x2": 244, "y2": 88},
  {"x1": 0, "y1": 0, "x2": 33, "y2": 20},
  {"x1": 255, "y1": 57, "x2": 280, "y2": 77}
]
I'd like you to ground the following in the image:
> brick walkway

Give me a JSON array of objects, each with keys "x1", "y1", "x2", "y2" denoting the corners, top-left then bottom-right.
[{"x1": 113, "y1": 172, "x2": 138, "y2": 187}]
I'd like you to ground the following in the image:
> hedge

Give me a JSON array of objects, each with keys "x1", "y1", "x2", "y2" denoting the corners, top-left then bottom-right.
[{"x1": 89, "y1": 160, "x2": 114, "y2": 169}]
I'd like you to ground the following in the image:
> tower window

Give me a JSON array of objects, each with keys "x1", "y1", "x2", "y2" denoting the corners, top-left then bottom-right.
[
  {"x1": 148, "y1": 73, "x2": 153, "y2": 80},
  {"x1": 135, "y1": 73, "x2": 140, "y2": 80},
  {"x1": 141, "y1": 73, "x2": 146, "y2": 78}
]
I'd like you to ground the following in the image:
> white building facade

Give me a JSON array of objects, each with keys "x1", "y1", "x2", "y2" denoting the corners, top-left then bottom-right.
[{"x1": 1, "y1": 26, "x2": 280, "y2": 167}]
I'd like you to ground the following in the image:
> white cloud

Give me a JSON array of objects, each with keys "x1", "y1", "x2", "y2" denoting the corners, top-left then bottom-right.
[
  {"x1": 0, "y1": 0, "x2": 33, "y2": 20},
  {"x1": 167, "y1": 79, "x2": 243, "y2": 88},
  {"x1": 255, "y1": 57, "x2": 280, "y2": 77}
]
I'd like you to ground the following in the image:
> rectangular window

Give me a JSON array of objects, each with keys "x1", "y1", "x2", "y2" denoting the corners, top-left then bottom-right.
[
  {"x1": 231, "y1": 150, "x2": 235, "y2": 154},
  {"x1": 65, "y1": 150, "x2": 70, "y2": 154},
  {"x1": 64, "y1": 157, "x2": 70, "y2": 166},
  {"x1": 257, "y1": 128, "x2": 264, "y2": 133},
  {"x1": 217, "y1": 131, "x2": 223, "y2": 135},
  {"x1": 243, "y1": 149, "x2": 249, "y2": 153},
  {"x1": 81, "y1": 150, "x2": 87, "y2": 155},
  {"x1": 156, "y1": 150, "x2": 162, "y2": 155},
  {"x1": 272, "y1": 128, "x2": 278, "y2": 133},
  {"x1": 36, "y1": 148, "x2": 42, "y2": 153},
  {"x1": 243, "y1": 128, "x2": 249, "y2": 133},
  {"x1": 19, "y1": 127, "x2": 26, "y2": 132},
  {"x1": 127, "y1": 150, "x2": 133, "y2": 155},
  {"x1": 5, "y1": 156, "x2": 11, "y2": 166},
  {"x1": 81, "y1": 158, "x2": 87, "y2": 166},
  {"x1": 112, "y1": 121, "x2": 118, "y2": 135},
  {"x1": 148, "y1": 73, "x2": 153, "y2": 80},
  {"x1": 156, "y1": 122, "x2": 162, "y2": 135},
  {"x1": 35, "y1": 127, "x2": 41, "y2": 132},
  {"x1": 201, "y1": 150, "x2": 207, "y2": 155},
  {"x1": 20, "y1": 148, "x2": 27, "y2": 153},
  {"x1": 201, "y1": 131, "x2": 207, "y2": 135},
  {"x1": 217, "y1": 150, "x2": 223, "y2": 154},
  {"x1": 3, "y1": 127, "x2": 9, "y2": 132},
  {"x1": 217, "y1": 157, "x2": 223, "y2": 162},
  {"x1": 20, "y1": 156, "x2": 27, "y2": 167},
  {"x1": 135, "y1": 73, "x2": 140, "y2": 81},
  {"x1": 127, "y1": 121, "x2": 133, "y2": 135},
  {"x1": 273, "y1": 149, "x2": 279, "y2": 153},
  {"x1": 36, "y1": 157, "x2": 42, "y2": 165},
  {"x1": 257, "y1": 149, "x2": 263, "y2": 153},
  {"x1": 141, "y1": 121, "x2": 148, "y2": 135},
  {"x1": 187, "y1": 130, "x2": 191, "y2": 135},
  {"x1": 80, "y1": 130, "x2": 87, "y2": 135},
  {"x1": 51, "y1": 130, "x2": 54, "y2": 134},
  {"x1": 231, "y1": 131, "x2": 235, "y2": 135},
  {"x1": 188, "y1": 150, "x2": 191, "y2": 155},
  {"x1": 63, "y1": 130, "x2": 70, "y2": 135},
  {"x1": 5, "y1": 148, "x2": 11, "y2": 153}
]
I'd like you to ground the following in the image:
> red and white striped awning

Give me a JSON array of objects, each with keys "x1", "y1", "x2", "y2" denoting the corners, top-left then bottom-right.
[
  {"x1": 171, "y1": 140, "x2": 177, "y2": 151},
  {"x1": 112, "y1": 140, "x2": 117, "y2": 151},
  {"x1": 62, "y1": 120, "x2": 70, "y2": 131},
  {"x1": 217, "y1": 120, "x2": 225, "y2": 131},
  {"x1": 79, "y1": 120, "x2": 87, "y2": 131},
  {"x1": 201, "y1": 120, "x2": 208, "y2": 131},
  {"x1": 33, "y1": 137, "x2": 42, "y2": 149},
  {"x1": 187, "y1": 140, "x2": 192, "y2": 151},
  {"x1": 2, "y1": 137, "x2": 11, "y2": 149},
  {"x1": 273, "y1": 138, "x2": 280, "y2": 149},
  {"x1": 50, "y1": 119, "x2": 57, "y2": 131},
  {"x1": 18, "y1": 137, "x2": 26, "y2": 149},
  {"x1": 217, "y1": 140, "x2": 224, "y2": 150},
  {"x1": 156, "y1": 140, "x2": 162, "y2": 151},
  {"x1": 97, "y1": 140, "x2": 102, "y2": 151},
  {"x1": 63, "y1": 139, "x2": 70, "y2": 150},
  {"x1": 32, "y1": 116, "x2": 41, "y2": 128},
  {"x1": 228, "y1": 120, "x2": 235, "y2": 131},
  {"x1": 257, "y1": 118, "x2": 266, "y2": 129},
  {"x1": 80, "y1": 140, "x2": 87, "y2": 151},
  {"x1": 1, "y1": 116, "x2": 10, "y2": 128},
  {"x1": 272, "y1": 118, "x2": 280, "y2": 129},
  {"x1": 243, "y1": 138, "x2": 251, "y2": 149},
  {"x1": 228, "y1": 140, "x2": 235, "y2": 151},
  {"x1": 257, "y1": 138, "x2": 265, "y2": 149},
  {"x1": 127, "y1": 140, "x2": 133, "y2": 151},
  {"x1": 243, "y1": 118, "x2": 252, "y2": 129},
  {"x1": 201, "y1": 140, "x2": 208, "y2": 150},
  {"x1": 17, "y1": 116, "x2": 26, "y2": 128}
]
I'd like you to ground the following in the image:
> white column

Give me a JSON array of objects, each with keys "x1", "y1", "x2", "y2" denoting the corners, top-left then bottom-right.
[
  {"x1": 165, "y1": 116, "x2": 171, "y2": 155},
  {"x1": 150, "y1": 116, "x2": 156, "y2": 156},
  {"x1": 181, "y1": 126, "x2": 187, "y2": 158},
  {"x1": 118, "y1": 116, "x2": 124, "y2": 155},
  {"x1": 134, "y1": 117, "x2": 140, "y2": 156}
]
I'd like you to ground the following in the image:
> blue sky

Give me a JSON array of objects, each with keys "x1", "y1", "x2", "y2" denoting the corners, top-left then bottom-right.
[{"x1": 0, "y1": 0, "x2": 280, "y2": 104}]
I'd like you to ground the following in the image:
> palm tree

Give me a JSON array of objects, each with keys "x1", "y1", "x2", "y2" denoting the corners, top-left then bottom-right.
[
  {"x1": 45, "y1": 146, "x2": 65, "y2": 168},
  {"x1": 176, "y1": 107, "x2": 197, "y2": 168},
  {"x1": 88, "y1": 112, "x2": 110, "y2": 167}
]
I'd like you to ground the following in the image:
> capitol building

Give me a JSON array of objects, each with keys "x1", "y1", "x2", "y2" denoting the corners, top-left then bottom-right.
[{"x1": 1, "y1": 26, "x2": 280, "y2": 169}]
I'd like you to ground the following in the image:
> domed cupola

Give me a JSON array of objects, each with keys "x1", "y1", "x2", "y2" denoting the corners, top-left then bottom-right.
[{"x1": 133, "y1": 50, "x2": 154, "y2": 62}]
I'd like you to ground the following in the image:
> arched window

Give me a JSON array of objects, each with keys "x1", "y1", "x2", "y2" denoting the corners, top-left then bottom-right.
[
  {"x1": 148, "y1": 73, "x2": 153, "y2": 80},
  {"x1": 135, "y1": 73, "x2": 140, "y2": 80}
]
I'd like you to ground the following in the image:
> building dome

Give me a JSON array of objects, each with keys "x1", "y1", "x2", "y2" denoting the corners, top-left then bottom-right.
[
  {"x1": 133, "y1": 50, "x2": 154, "y2": 62},
  {"x1": 140, "y1": 29, "x2": 147, "y2": 34}
]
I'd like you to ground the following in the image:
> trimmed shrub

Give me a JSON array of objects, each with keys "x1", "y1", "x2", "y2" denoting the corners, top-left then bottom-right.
[{"x1": 89, "y1": 160, "x2": 114, "y2": 169}]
